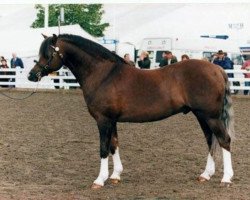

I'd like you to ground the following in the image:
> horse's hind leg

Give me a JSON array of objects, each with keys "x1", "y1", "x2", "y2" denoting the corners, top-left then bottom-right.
[
  {"x1": 109, "y1": 124, "x2": 123, "y2": 184},
  {"x1": 194, "y1": 113, "x2": 215, "y2": 182},
  {"x1": 206, "y1": 118, "x2": 234, "y2": 185}
]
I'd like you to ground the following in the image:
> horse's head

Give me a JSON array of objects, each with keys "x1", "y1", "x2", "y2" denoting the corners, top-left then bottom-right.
[{"x1": 28, "y1": 34, "x2": 64, "y2": 82}]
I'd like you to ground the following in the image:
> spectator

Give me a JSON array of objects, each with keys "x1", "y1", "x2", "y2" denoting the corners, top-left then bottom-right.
[
  {"x1": 124, "y1": 53, "x2": 135, "y2": 66},
  {"x1": 213, "y1": 50, "x2": 238, "y2": 94},
  {"x1": 224, "y1": 52, "x2": 235, "y2": 69},
  {"x1": 213, "y1": 50, "x2": 232, "y2": 71},
  {"x1": 210, "y1": 53, "x2": 218, "y2": 63},
  {"x1": 159, "y1": 51, "x2": 178, "y2": 67},
  {"x1": 0, "y1": 57, "x2": 10, "y2": 87},
  {"x1": 181, "y1": 54, "x2": 190, "y2": 61},
  {"x1": 241, "y1": 59, "x2": 250, "y2": 95},
  {"x1": 10, "y1": 53, "x2": 24, "y2": 68},
  {"x1": 0, "y1": 57, "x2": 8, "y2": 69},
  {"x1": 138, "y1": 51, "x2": 151, "y2": 69}
]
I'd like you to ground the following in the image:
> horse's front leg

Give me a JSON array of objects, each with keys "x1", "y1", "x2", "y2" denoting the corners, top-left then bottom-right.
[
  {"x1": 110, "y1": 125, "x2": 123, "y2": 184},
  {"x1": 92, "y1": 120, "x2": 114, "y2": 189}
]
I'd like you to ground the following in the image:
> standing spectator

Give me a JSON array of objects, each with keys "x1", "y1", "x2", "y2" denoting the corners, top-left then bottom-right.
[
  {"x1": 181, "y1": 54, "x2": 190, "y2": 61},
  {"x1": 213, "y1": 50, "x2": 238, "y2": 94},
  {"x1": 213, "y1": 50, "x2": 232, "y2": 72},
  {"x1": 10, "y1": 53, "x2": 24, "y2": 68},
  {"x1": 241, "y1": 59, "x2": 250, "y2": 95},
  {"x1": 159, "y1": 51, "x2": 178, "y2": 67},
  {"x1": 138, "y1": 51, "x2": 151, "y2": 69},
  {"x1": 210, "y1": 53, "x2": 218, "y2": 63},
  {"x1": 124, "y1": 53, "x2": 135, "y2": 66}
]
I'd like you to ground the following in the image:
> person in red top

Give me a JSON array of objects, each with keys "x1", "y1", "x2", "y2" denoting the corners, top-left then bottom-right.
[{"x1": 241, "y1": 59, "x2": 250, "y2": 95}]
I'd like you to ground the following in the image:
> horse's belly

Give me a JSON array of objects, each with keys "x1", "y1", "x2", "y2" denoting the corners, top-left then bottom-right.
[{"x1": 118, "y1": 106, "x2": 176, "y2": 123}]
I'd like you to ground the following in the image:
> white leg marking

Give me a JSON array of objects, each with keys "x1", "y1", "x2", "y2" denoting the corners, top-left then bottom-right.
[
  {"x1": 221, "y1": 148, "x2": 234, "y2": 183},
  {"x1": 93, "y1": 158, "x2": 109, "y2": 186},
  {"x1": 110, "y1": 148, "x2": 123, "y2": 180},
  {"x1": 200, "y1": 153, "x2": 215, "y2": 180}
]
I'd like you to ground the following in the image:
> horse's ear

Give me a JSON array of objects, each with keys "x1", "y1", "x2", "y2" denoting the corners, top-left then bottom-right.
[
  {"x1": 41, "y1": 33, "x2": 48, "y2": 39},
  {"x1": 52, "y1": 34, "x2": 58, "y2": 45}
]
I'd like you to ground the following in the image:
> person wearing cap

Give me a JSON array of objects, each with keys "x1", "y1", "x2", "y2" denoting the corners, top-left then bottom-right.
[
  {"x1": 159, "y1": 51, "x2": 178, "y2": 67},
  {"x1": 213, "y1": 50, "x2": 239, "y2": 94},
  {"x1": 138, "y1": 51, "x2": 151, "y2": 69},
  {"x1": 212, "y1": 50, "x2": 233, "y2": 71},
  {"x1": 212, "y1": 50, "x2": 234, "y2": 78}
]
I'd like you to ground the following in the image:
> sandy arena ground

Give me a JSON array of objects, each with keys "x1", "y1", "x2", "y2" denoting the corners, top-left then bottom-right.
[{"x1": 0, "y1": 89, "x2": 249, "y2": 200}]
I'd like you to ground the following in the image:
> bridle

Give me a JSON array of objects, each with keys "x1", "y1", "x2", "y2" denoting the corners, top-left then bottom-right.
[{"x1": 33, "y1": 45, "x2": 64, "y2": 80}]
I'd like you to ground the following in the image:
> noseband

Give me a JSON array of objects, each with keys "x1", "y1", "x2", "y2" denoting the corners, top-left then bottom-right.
[{"x1": 33, "y1": 45, "x2": 64, "y2": 79}]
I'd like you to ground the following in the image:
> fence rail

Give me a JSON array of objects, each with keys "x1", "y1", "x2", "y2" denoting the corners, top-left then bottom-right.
[
  {"x1": 0, "y1": 68, "x2": 249, "y2": 91},
  {"x1": 0, "y1": 68, "x2": 80, "y2": 89}
]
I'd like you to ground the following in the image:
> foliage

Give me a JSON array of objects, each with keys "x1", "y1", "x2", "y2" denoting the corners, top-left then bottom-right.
[{"x1": 31, "y1": 4, "x2": 109, "y2": 37}]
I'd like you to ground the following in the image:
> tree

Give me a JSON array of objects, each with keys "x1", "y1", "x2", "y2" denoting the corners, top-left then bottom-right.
[{"x1": 31, "y1": 4, "x2": 109, "y2": 37}]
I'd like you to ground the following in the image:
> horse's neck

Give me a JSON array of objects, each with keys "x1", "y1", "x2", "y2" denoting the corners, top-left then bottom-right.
[{"x1": 64, "y1": 45, "x2": 117, "y2": 93}]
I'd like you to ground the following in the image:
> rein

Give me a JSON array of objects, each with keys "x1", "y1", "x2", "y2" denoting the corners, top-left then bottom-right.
[
  {"x1": 0, "y1": 46, "x2": 63, "y2": 101},
  {"x1": 0, "y1": 81, "x2": 39, "y2": 100}
]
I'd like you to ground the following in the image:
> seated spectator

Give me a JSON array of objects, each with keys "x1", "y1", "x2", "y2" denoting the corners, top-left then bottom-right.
[
  {"x1": 124, "y1": 53, "x2": 135, "y2": 66},
  {"x1": 138, "y1": 51, "x2": 151, "y2": 69},
  {"x1": 159, "y1": 51, "x2": 177, "y2": 67},
  {"x1": 181, "y1": 54, "x2": 190, "y2": 61}
]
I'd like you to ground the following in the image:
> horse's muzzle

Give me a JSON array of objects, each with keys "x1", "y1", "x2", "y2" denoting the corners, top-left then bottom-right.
[{"x1": 28, "y1": 71, "x2": 40, "y2": 82}]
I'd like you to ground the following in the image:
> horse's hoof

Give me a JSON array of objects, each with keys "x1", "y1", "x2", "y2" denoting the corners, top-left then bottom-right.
[
  {"x1": 91, "y1": 183, "x2": 103, "y2": 189},
  {"x1": 110, "y1": 178, "x2": 120, "y2": 184},
  {"x1": 197, "y1": 176, "x2": 209, "y2": 182},
  {"x1": 220, "y1": 182, "x2": 232, "y2": 187}
]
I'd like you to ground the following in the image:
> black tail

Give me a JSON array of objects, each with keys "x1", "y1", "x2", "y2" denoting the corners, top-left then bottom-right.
[{"x1": 211, "y1": 79, "x2": 235, "y2": 154}]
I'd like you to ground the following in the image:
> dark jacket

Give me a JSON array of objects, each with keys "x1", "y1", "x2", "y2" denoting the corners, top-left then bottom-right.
[
  {"x1": 159, "y1": 56, "x2": 178, "y2": 67},
  {"x1": 213, "y1": 56, "x2": 233, "y2": 77},
  {"x1": 138, "y1": 57, "x2": 151, "y2": 69},
  {"x1": 11, "y1": 57, "x2": 24, "y2": 68}
]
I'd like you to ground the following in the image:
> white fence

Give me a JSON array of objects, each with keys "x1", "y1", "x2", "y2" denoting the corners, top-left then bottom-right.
[
  {"x1": 0, "y1": 68, "x2": 80, "y2": 89},
  {"x1": 0, "y1": 68, "x2": 249, "y2": 91},
  {"x1": 225, "y1": 69, "x2": 250, "y2": 91}
]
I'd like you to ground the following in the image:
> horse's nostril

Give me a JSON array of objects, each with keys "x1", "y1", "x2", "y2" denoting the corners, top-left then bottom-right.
[{"x1": 28, "y1": 71, "x2": 38, "y2": 82}]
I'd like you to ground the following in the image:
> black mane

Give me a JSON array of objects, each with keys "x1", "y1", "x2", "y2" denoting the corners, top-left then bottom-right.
[
  {"x1": 39, "y1": 37, "x2": 55, "y2": 59},
  {"x1": 40, "y1": 34, "x2": 127, "y2": 64}
]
